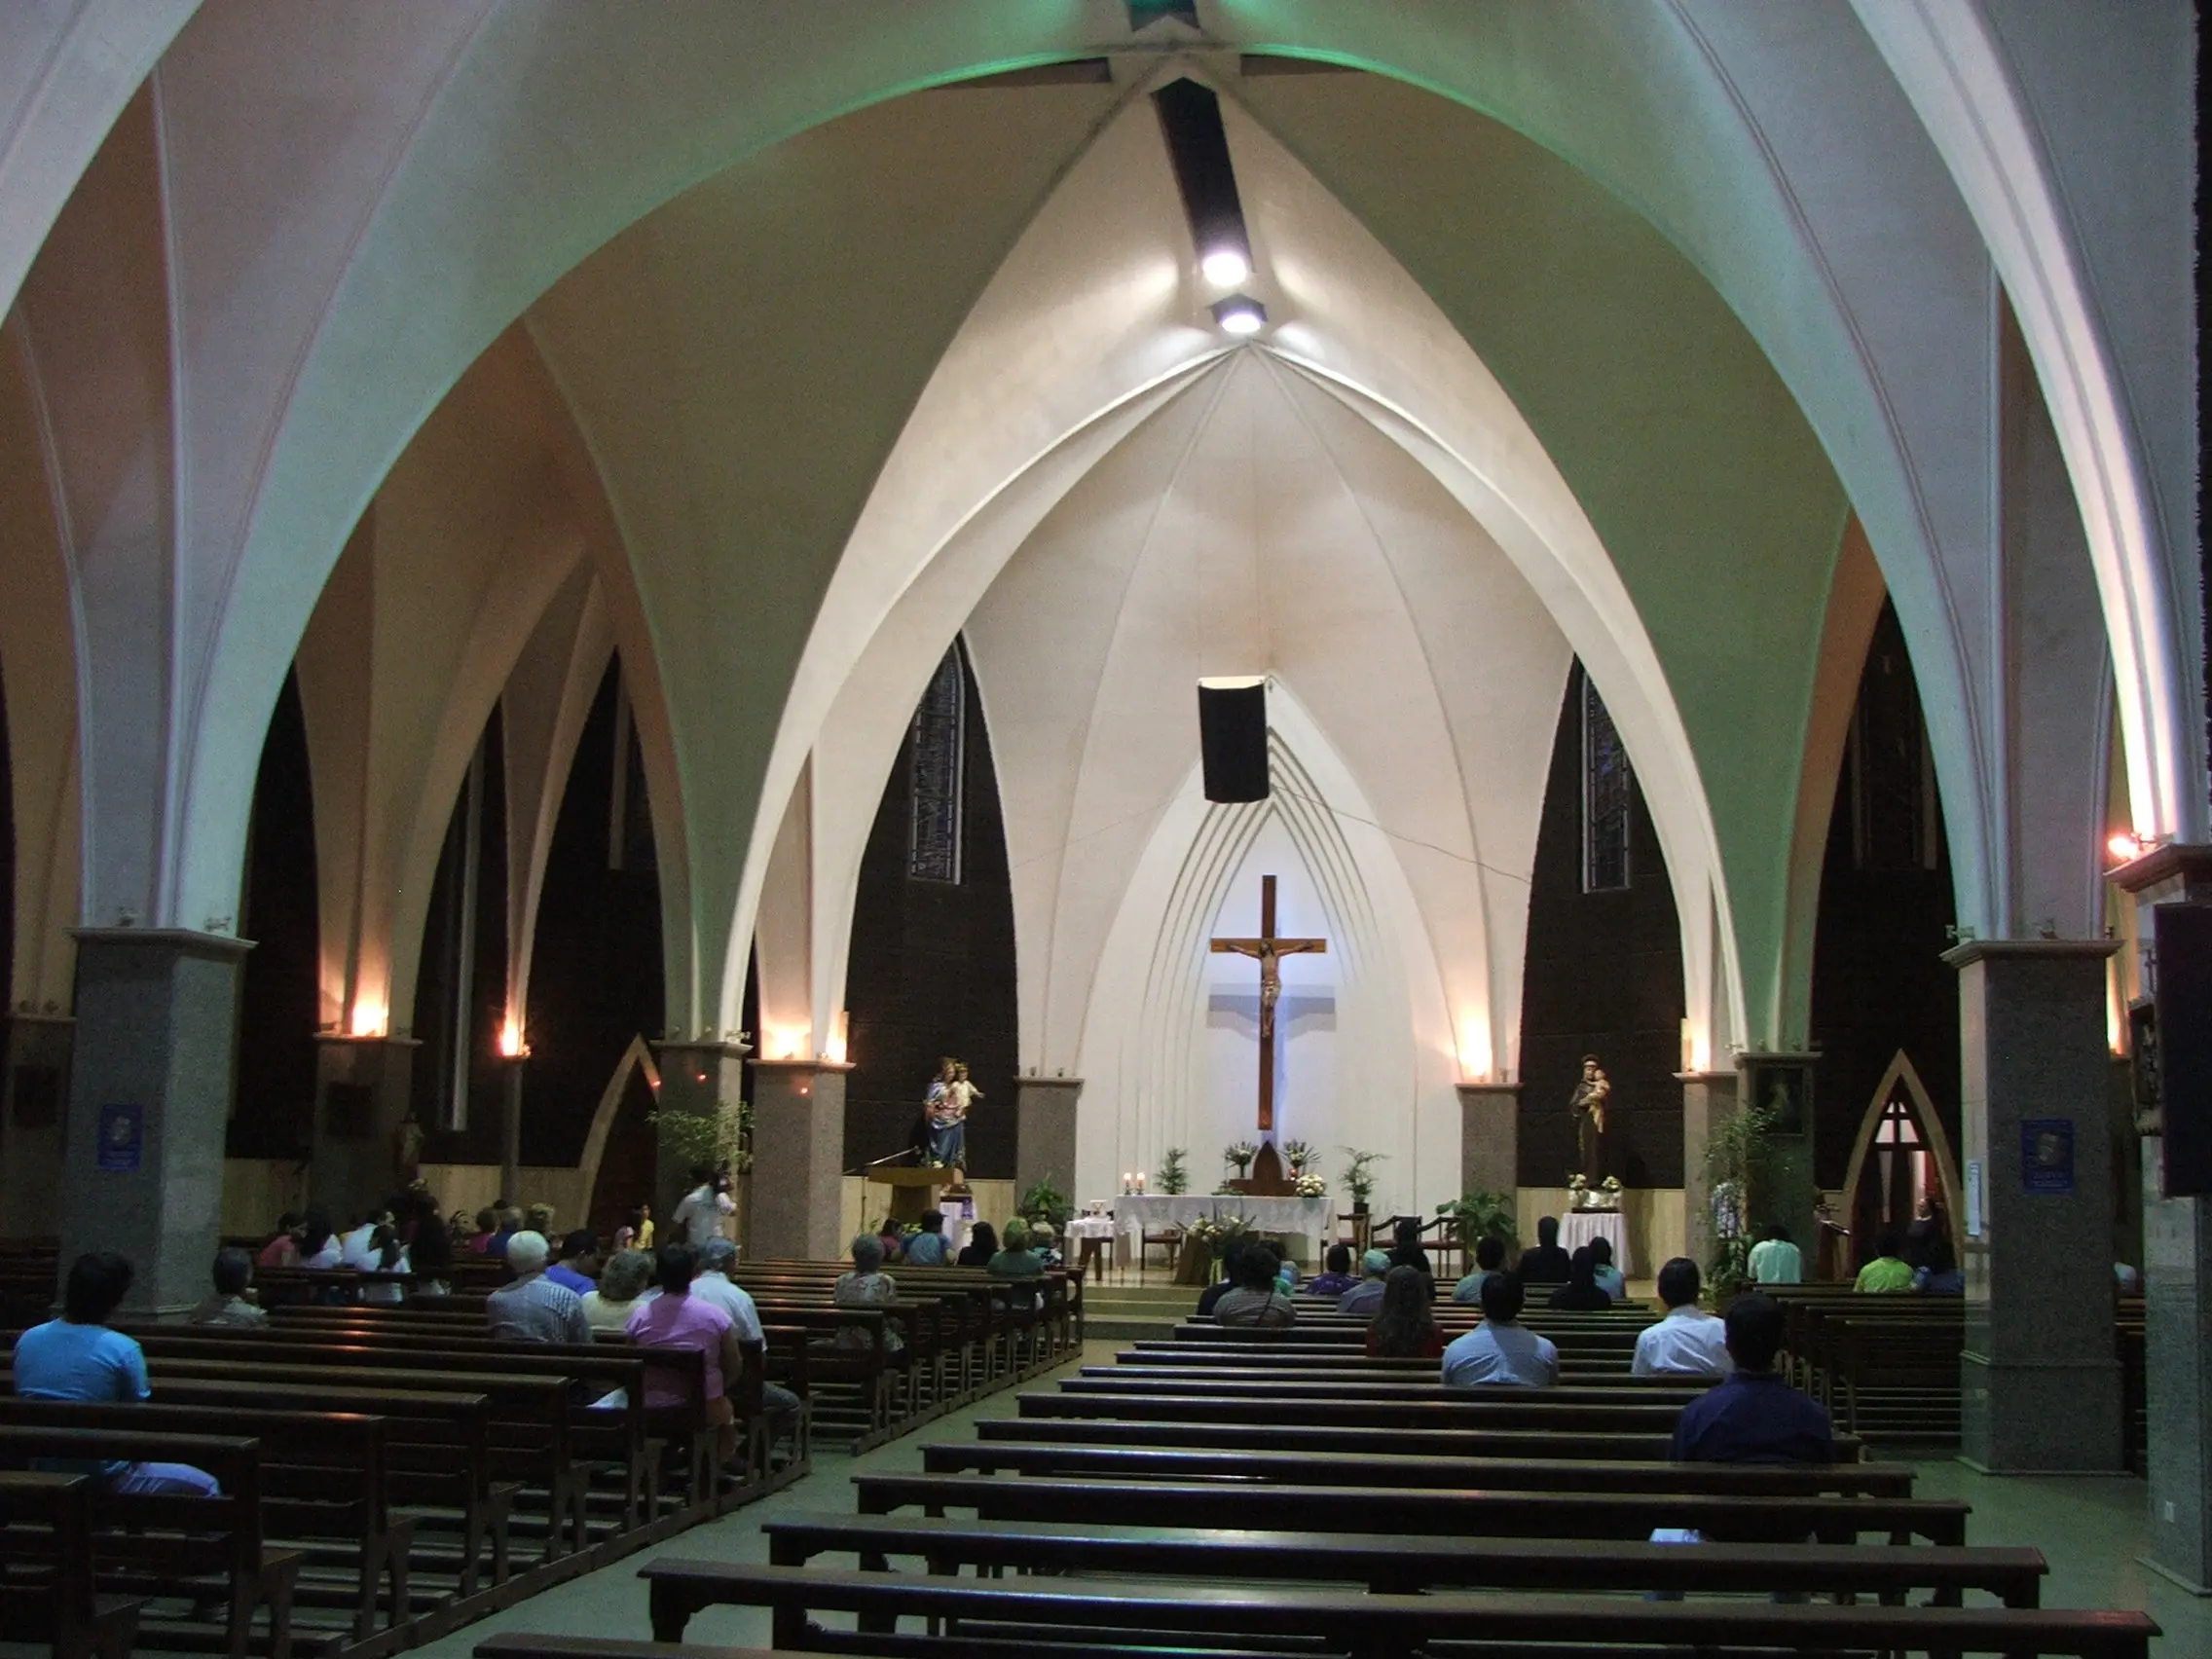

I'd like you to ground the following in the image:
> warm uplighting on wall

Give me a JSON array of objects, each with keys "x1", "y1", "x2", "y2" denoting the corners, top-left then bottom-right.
[
  {"x1": 824, "y1": 1011, "x2": 850, "y2": 1066},
  {"x1": 350, "y1": 1001, "x2": 388, "y2": 1039},
  {"x1": 767, "y1": 1025, "x2": 811, "y2": 1062},
  {"x1": 2107, "y1": 830, "x2": 2149, "y2": 864},
  {"x1": 1679, "y1": 1018, "x2": 1713, "y2": 1074},
  {"x1": 498, "y1": 1019, "x2": 528, "y2": 1059},
  {"x1": 1456, "y1": 1014, "x2": 1493, "y2": 1085}
]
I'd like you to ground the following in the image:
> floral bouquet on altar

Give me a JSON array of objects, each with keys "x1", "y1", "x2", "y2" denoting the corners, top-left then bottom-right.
[
  {"x1": 1177, "y1": 1212, "x2": 1256, "y2": 1285},
  {"x1": 1223, "y1": 1141, "x2": 1258, "y2": 1178},
  {"x1": 1294, "y1": 1173, "x2": 1326, "y2": 1198}
]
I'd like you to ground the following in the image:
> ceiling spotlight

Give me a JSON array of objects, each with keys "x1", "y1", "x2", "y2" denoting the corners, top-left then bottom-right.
[
  {"x1": 1212, "y1": 294, "x2": 1266, "y2": 336},
  {"x1": 1200, "y1": 247, "x2": 1250, "y2": 288}
]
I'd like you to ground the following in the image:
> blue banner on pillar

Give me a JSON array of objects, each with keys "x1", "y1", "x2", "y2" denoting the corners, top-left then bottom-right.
[
  {"x1": 2020, "y1": 1119, "x2": 2073, "y2": 1195},
  {"x1": 96, "y1": 1104, "x2": 143, "y2": 1172}
]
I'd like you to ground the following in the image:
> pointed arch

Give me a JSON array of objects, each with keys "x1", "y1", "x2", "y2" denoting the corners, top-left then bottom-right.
[{"x1": 1838, "y1": 1048, "x2": 1965, "y2": 1261}]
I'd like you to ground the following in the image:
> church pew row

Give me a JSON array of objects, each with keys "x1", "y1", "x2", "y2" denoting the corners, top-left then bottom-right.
[
  {"x1": 632, "y1": 1516, "x2": 2048, "y2": 1633},
  {"x1": 974, "y1": 1411, "x2": 1865, "y2": 1463},
  {"x1": 0, "y1": 1425, "x2": 298, "y2": 1659},
  {"x1": 588, "y1": 1565, "x2": 2158, "y2": 1658},
  {"x1": 2, "y1": 1398, "x2": 410, "y2": 1644},
  {"x1": 0, "y1": 1469, "x2": 142, "y2": 1659},
  {"x1": 851, "y1": 1469, "x2": 1972, "y2": 1543},
  {"x1": 914, "y1": 1438, "x2": 1916, "y2": 1495}
]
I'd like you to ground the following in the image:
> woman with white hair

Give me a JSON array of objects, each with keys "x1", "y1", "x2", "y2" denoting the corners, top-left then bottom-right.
[
  {"x1": 582, "y1": 1248, "x2": 654, "y2": 1332},
  {"x1": 833, "y1": 1233, "x2": 903, "y2": 1350}
]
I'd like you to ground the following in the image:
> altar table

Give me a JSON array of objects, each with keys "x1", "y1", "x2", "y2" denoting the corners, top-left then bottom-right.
[
  {"x1": 1558, "y1": 1208, "x2": 1633, "y2": 1276},
  {"x1": 1115, "y1": 1195, "x2": 1335, "y2": 1264},
  {"x1": 1066, "y1": 1214, "x2": 1116, "y2": 1278}
]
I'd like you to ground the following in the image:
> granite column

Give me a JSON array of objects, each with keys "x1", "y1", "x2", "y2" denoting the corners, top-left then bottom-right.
[
  {"x1": 58, "y1": 929, "x2": 251, "y2": 1315},
  {"x1": 748, "y1": 1057, "x2": 850, "y2": 1262},
  {"x1": 1944, "y1": 938, "x2": 2124, "y2": 1472},
  {"x1": 1456, "y1": 1083, "x2": 1519, "y2": 1201},
  {"x1": 1014, "y1": 1075, "x2": 1083, "y2": 1202},
  {"x1": 311, "y1": 1033, "x2": 420, "y2": 1225}
]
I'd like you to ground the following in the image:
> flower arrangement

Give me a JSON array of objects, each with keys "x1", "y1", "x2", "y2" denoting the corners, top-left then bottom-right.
[
  {"x1": 1223, "y1": 1141, "x2": 1258, "y2": 1177},
  {"x1": 1603, "y1": 1176, "x2": 1623, "y2": 1195},
  {"x1": 1281, "y1": 1139, "x2": 1318, "y2": 1175},
  {"x1": 1294, "y1": 1173, "x2": 1327, "y2": 1198},
  {"x1": 1180, "y1": 1212, "x2": 1256, "y2": 1255},
  {"x1": 1157, "y1": 1147, "x2": 1190, "y2": 1196}
]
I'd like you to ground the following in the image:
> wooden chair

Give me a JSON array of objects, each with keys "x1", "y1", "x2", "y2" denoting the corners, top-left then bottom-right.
[{"x1": 1140, "y1": 1225, "x2": 1181, "y2": 1274}]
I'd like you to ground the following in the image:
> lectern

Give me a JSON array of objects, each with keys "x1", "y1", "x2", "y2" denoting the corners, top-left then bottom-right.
[{"x1": 864, "y1": 1154, "x2": 960, "y2": 1226}]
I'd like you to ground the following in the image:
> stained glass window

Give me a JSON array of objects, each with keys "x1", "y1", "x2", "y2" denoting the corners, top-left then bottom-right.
[
  {"x1": 1582, "y1": 672, "x2": 1631, "y2": 892},
  {"x1": 908, "y1": 644, "x2": 966, "y2": 883}
]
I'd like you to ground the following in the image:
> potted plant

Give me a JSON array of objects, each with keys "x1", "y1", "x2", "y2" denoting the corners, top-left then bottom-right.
[
  {"x1": 1223, "y1": 1141, "x2": 1258, "y2": 1180},
  {"x1": 1157, "y1": 1147, "x2": 1190, "y2": 1196},
  {"x1": 1339, "y1": 1148, "x2": 1385, "y2": 1214},
  {"x1": 1017, "y1": 1178, "x2": 1072, "y2": 1234},
  {"x1": 1704, "y1": 1094, "x2": 1780, "y2": 1301},
  {"x1": 1436, "y1": 1190, "x2": 1518, "y2": 1252}
]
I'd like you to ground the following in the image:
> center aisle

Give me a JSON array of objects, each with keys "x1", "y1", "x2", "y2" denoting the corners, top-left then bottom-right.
[{"x1": 406, "y1": 1341, "x2": 1119, "y2": 1659}]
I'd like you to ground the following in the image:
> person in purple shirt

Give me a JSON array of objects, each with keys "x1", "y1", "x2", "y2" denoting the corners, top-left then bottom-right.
[
  {"x1": 1303, "y1": 1243, "x2": 1360, "y2": 1298},
  {"x1": 1670, "y1": 1293, "x2": 1832, "y2": 1465}
]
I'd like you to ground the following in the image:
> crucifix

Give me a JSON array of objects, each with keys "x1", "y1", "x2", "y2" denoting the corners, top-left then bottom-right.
[{"x1": 1209, "y1": 874, "x2": 1328, "y2": 1134}]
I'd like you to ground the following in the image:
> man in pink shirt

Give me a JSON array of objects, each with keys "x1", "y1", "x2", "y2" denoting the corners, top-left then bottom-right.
[{"x1": 626, "y1": 1242, "x2": 748, "y2": 1465}]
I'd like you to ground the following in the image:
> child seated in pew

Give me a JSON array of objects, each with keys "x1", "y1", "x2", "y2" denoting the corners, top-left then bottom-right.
[
  {"x1": 359, "y1": 1225, "x2": 409, "y2": 1305},
  {"x1": 188, "y1": 1247, "x2": 267, "y2": 1327},
  {"x1": 1853, "y1": 1232, "x2": 1916, "y2": 1294},
  {"x1": 254, "y1": 1213, "x2": 303, "y2": 1270},
  {"x1": 14, "y1": 1252, "x2": 222, "y2": 1495},
  {"x1": 900, "y1": 1210, "x2": 952, "y2": 1267},
  {"x1": 1547, "y1": 1246, "x2": 1614, "y2": 1311}
]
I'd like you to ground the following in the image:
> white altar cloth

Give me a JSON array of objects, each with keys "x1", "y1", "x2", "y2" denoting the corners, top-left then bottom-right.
[
  {"x1": 1559, "y1": 1209, "x2": 1633, "y2": 1275},
  {"x1": 1115, "y1": 1195, "x2": 1334, "y2": 1248},
  {"x1": 1065, "y1": 1216, "x2": 1117, "y2": 1244}
]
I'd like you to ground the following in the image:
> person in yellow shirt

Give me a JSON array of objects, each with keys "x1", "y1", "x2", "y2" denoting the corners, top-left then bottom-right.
[{"x1": 1853, "y1": 1231, "x2": 1916, "y2": 1292}]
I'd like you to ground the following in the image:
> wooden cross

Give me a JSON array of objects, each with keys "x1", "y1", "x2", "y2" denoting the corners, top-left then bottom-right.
[{"x1": 1209, "y1": 874, "x2": 1328, "y2": 1134}]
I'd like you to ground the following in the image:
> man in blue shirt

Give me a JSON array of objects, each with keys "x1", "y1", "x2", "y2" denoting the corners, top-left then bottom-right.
[
  {"x1": 1670, "y1": 1292, "x2": 1831, "y2": 1464},
  {"x1": 1441, "y1": 1272, "x2": 1559, "y2": 1386},
  {"x1": 14, "y1": 1251, "x2": 220, "y2": 1494},
  {"x1": 545, "y1": 1230, "x2": 600, "y2": 1294}
]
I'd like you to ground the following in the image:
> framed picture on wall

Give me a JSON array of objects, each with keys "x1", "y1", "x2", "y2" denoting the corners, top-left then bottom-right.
[{"x1": 1745, "y1": 1057, "x2": 1812, "y2": 1137}]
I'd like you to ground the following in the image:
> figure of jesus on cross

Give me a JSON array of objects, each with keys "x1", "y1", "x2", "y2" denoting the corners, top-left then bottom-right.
[{"x1": 1210, "y1": 874, "x2": 1328, "y2": 1134}]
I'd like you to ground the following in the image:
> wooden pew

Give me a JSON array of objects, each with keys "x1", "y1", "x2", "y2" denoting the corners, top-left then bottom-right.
[
  {"x1": 851, "y1": 1470, "x2": 1974, "y2": 1543},
  {"x1": 0, "y1": 1470, "x2": 142, "y2": 1659},
  {"x1": 663, "y1": 1508, "x2": 2048, "y2": 1609},
  {"x1": 1017, "y1": 1387, "x2": 1697, "y2": 1433},
  {"x1": 0, "y1": 1425, "x2": 299, "y2": 1659},
  {"x1": 912, "y1": 1438, "x2": 1914, "y2": 1495},
  {"x1": 0, "y1": 1397, "x2": 410, "y2": 1642},
  {"x1": 604, "y1": 1563, "x2": 2157, "y2": 1658},
  {"x1": 975, "y1": 1412, "x2": 1868, "y2": 1463}
]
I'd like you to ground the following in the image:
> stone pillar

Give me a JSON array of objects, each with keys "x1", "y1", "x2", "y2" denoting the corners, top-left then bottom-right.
[
  {"x1": 649, "y1": 1039, "x2": 750, "y2": 1232},
  {"x1": 1677, "y1": 1069, "x2": 1737, "y2": 1275},
  {"x1": 2111, "y1": 844, "x2": 2212, "y2": 1587},
  {"x1": 1015, "y1": 1075, "x2": 1084, "y2": 1201},
  {"x1": 1456, "y1": 1083, "x2": 1519, "y2": 1199},
  {"x1": 311, "y1": 1034, "x2": 420, "y2": 1225},
  {"x1": 498, "y1": 1052, "x2": 527, "y2": 1208},
  {"x1": 0, "y1": 1012, "x2": 73, "y2": 1237},
  {"x1": 1944, "y1": 938, "x2": 2124, "y2": 1472},
  {"x1": 59, "y1": 929, "x2": 252, "y2": 1316},
  {"x1": 748, "y1": 1057, "x2": 850, "y2": 1262}
]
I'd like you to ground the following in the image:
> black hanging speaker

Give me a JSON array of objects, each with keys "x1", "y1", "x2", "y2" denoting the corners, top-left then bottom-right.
[
  {"x1": 2155, "y1": 902, "x2": 2212, "y2": 1196},
  {"x1": 1198, "y1": 677, "x2": 1268, "y2": 803}
]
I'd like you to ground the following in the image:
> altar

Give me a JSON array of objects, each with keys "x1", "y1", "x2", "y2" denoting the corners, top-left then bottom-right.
[
  {"x1": 1559, "y1": 1208, "x2": 1633, "y2": 1275},
  {"x1": 1115, "y1": 1194, "x2": 1335, "y2": 1264}
]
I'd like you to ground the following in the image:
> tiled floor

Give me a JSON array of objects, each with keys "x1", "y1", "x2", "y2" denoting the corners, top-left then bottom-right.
[{"x1": 398, "y1": 1341, "x2": 2212, "y2": 1659}]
